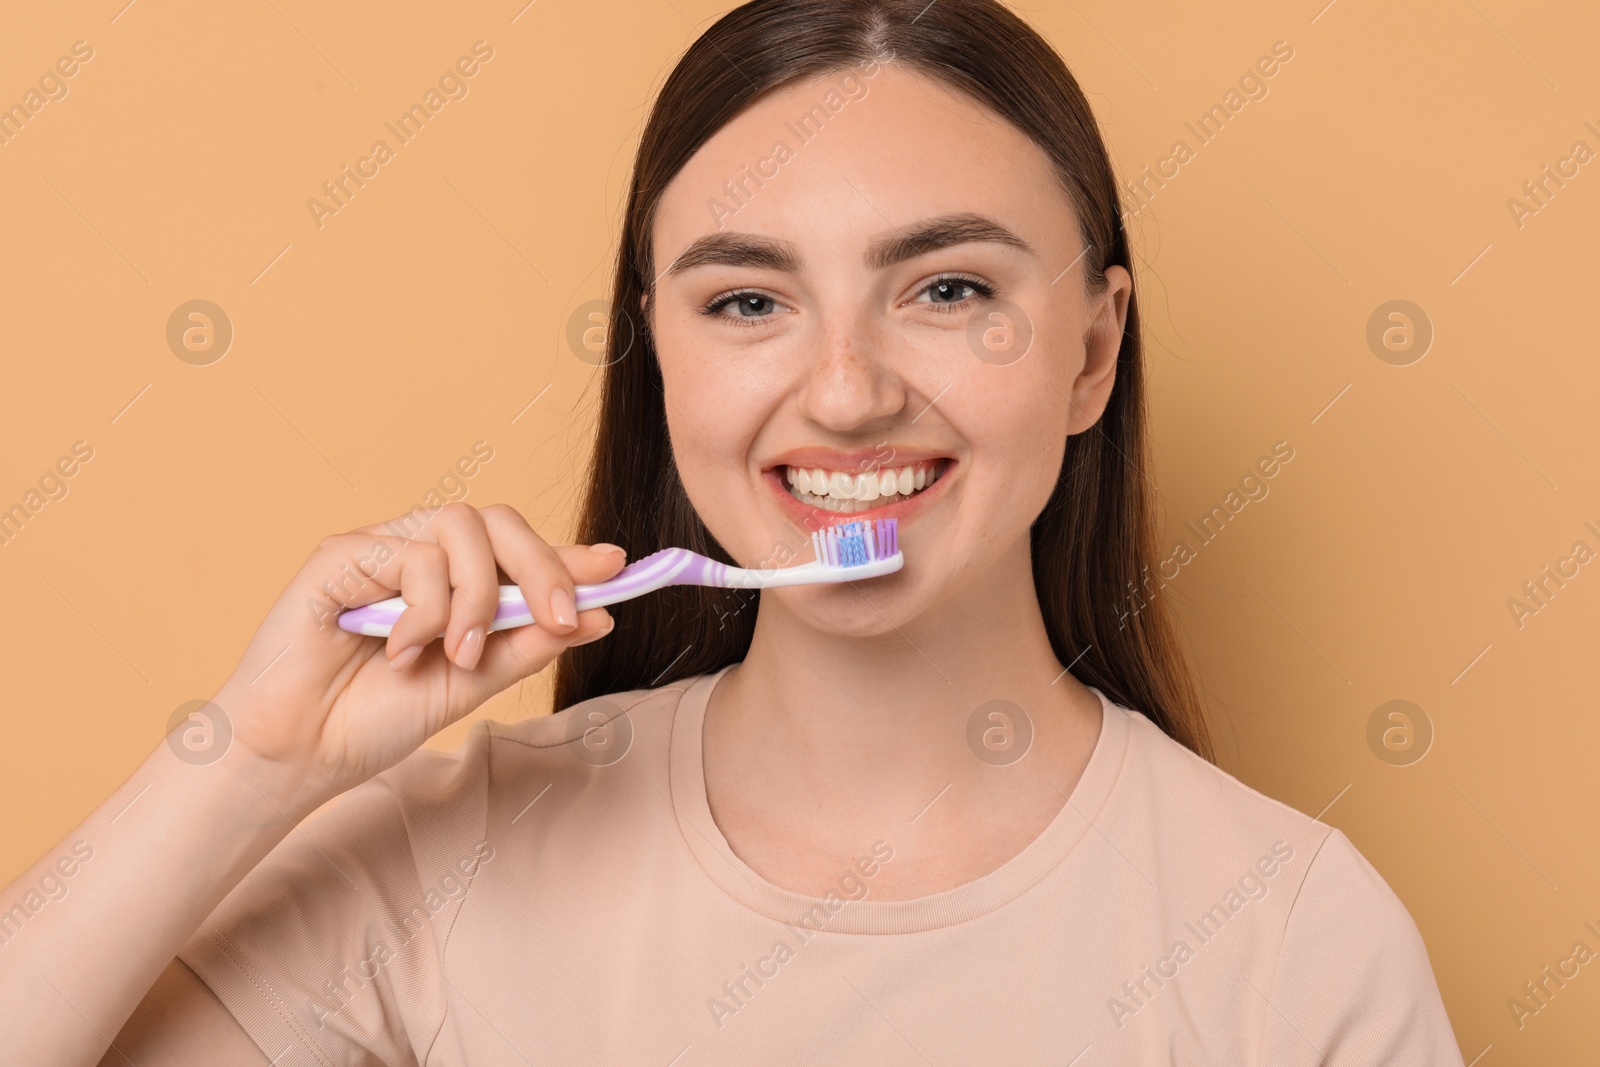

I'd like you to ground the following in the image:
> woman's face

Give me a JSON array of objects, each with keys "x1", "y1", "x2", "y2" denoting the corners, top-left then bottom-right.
[{"x1": 646, "y1": 63, "x2": 1129, "y2": 636}]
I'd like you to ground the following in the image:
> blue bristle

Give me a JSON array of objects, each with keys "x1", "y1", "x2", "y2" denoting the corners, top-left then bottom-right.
[
  {"x1": 834, "y1": 521, "x2": 866, "y2": 567},
  {"x1": 817, "y1": 517, "x2": 898, "y2": 567}
]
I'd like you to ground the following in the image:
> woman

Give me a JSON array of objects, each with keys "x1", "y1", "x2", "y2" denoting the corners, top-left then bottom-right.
[{"x1": 0, "y1": 1, "x2": 1465, "y2": 1063}]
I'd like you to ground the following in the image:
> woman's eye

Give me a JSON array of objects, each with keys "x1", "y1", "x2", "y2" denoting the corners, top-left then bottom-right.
[
  {"x1": 702, "y1": 291, "x2": 780, "y2": 327},
  {"x1": 916, "y1": 276, "x2": 996, "y2": 311},
  {"x1": 700, "y1": 276, "x2": 995, "y2": 326}
]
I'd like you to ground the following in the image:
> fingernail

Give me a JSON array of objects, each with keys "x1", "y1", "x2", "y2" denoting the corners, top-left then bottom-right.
[
  {"x1": 455, "y1": 626, "x2": 485, "y2": 670},
  {"x1": 590, "y1": 543, "x2": 626, "y2": 558},
  {"x1": 390, "y1": 644, "x2": 423, "y2": 671},
  {"x1": 548, "y1": 588, "x2": 577, "y2": 630},
  {"x1": 575, "y1": 614, "x2": 615, "y2": 645}
]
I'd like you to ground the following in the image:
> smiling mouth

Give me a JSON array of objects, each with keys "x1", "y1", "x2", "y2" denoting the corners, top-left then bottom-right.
[{"x1": 778, "y1": 459, "x2": 951, "y2": 515}]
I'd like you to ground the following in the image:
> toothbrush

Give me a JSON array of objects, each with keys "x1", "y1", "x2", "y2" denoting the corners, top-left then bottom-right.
[{"x1": 336, "y1": 516, "x2": 901, "y2": 638}]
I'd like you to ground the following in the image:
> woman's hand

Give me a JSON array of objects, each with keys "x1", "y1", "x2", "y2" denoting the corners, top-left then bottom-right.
[
  {"x1": 211, "y1": 502, "x2": 624, "y2": 814},
  {"x1": 0, "y1": 500, "x2": 626, "y2": 1063}
]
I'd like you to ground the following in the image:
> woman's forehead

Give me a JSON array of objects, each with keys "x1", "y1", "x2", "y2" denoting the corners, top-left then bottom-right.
[{"x1": 650, "y1": 66, "x2": 1070, "y2": 265}]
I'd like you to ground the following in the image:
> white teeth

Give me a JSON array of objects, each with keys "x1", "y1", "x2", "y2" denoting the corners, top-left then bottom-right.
[{"x1": 781, "y1": 460, "x2": 945, "y2": 508}]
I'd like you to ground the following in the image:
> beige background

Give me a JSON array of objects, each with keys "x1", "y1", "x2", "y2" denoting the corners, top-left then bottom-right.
[{"x1": 3, "y1": 0, "x2": 1597, "y2": 1060}]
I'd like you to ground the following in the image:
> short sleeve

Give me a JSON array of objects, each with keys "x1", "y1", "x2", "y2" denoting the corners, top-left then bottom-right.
[
  {"x1": 178, "y1": 723, "x2": 493, "y2": 1067},
  {"x1": 1256, "y1": 828, "x2": 1465, "y2": 1066}
]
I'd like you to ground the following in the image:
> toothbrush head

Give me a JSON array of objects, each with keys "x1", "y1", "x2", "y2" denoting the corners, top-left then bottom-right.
[{"x1": 811, "y1": 516, "x2": 899, "y2": 569}]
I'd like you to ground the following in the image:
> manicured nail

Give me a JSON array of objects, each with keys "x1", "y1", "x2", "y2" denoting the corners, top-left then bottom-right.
[
  {"x1": 548, "y1": 588, "x2": 577, "y2": 630},
  {"x1": 455, "y1": 626, "x2": 485, "y2": 670},
  {"x1": 590, "y1": 543, "x2": 626, "y2": 558},
  {"x1": 390, "y1": 644, "x2": 423, "y2": 671}
]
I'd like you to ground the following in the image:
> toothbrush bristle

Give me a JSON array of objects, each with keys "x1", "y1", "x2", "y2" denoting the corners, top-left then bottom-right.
[{"x1": 811, "y1": 516, "x2": 898, "y2": 568}]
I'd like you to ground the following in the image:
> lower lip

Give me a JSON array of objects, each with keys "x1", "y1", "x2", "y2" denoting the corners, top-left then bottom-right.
[{"x1": 762, "y1": 461, "x2": 957, "y2": 532}]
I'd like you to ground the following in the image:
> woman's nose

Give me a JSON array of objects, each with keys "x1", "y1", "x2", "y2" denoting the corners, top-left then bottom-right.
[{"x1": 795, "y1": 323, "x2": 908, "y2": 433}]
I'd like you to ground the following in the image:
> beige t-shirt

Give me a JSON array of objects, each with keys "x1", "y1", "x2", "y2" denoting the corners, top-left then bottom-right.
[{"x1": 181, "y1": 665, "x2": 1465, "y2": 1066}]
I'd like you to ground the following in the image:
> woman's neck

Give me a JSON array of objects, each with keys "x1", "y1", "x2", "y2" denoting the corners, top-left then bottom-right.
[{"x1": 702, "y1": 538, "x2": 1105, "y2": 897}]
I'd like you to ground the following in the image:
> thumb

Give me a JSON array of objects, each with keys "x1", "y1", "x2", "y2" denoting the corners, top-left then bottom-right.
[{"x1": 554, "y1": 541, "x2": 632, "y2": 586}]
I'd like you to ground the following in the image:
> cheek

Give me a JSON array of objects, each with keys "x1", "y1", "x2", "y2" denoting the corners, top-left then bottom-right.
[
  {"x1": 1025, "y1": 386, "x2": 1072, "y2": 495},
  {"x1": 656, "y1": 327, "x2": 727, "y2": 437},
  {"x1": 661, "y1": 397, "x2": 725, "y2": 499},
  {"x1": 1006, "y1": 423, "x2": 1068, "y2": 514},
  {"x1": 656, "y1": 350, "x2": 767, "y2": 527},
  {"x1": 656, "y1": 315, "x2": 792, "y2": 463},
  {"x1": 964, "y1": 361, "x2": 1068, "y2": 456},
  {"x1": 956, "y1": 365, "x2": 1069, "y2": 512}
]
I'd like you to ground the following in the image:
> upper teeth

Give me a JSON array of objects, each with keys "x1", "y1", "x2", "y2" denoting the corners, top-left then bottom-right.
[{"x1": 784, "y1": 462, "x2": 942, "y2": 512}]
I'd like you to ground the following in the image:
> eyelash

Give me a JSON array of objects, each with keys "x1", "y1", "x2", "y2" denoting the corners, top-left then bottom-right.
[{"x1": 700, "y1": 273, "x2": 998, "y2": 328}]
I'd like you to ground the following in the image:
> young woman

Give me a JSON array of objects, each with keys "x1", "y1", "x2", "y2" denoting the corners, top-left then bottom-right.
[{"x1": 1, "y1": 1, "x2": 1465, "y2": 1063}]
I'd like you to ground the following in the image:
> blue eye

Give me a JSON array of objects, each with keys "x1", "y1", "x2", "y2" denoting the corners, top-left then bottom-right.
[
  {"x1": 918, "y1": 275, "x2": 995, "y2": 310},
  {"x1": 700, "y1": 274, "x2": 997, "y2": 327},
  {"x1": 702, "y1": 291, "x2": 779, "y2": 327}
]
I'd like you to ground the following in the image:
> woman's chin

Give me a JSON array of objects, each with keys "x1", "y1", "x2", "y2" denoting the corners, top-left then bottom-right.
[{"x1": 764, "y1": 571, "x2": 926, "y2": 639}]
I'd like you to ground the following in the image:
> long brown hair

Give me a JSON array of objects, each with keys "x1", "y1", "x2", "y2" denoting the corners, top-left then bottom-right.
[{"x1": 552, "y1": 0, "x2": 1212, "y2": 761}]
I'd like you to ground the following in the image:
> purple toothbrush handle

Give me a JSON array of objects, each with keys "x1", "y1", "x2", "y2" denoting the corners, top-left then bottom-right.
[
  {"x1": 573, "y1": 548, "x2": 725, "y2": 609},
  {"x1": 336, "y1": 548, "x2": 727, "y2": 636}
]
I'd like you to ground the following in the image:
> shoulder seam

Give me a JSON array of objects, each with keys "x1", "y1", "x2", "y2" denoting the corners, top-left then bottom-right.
[
  {"x1": 1249, "y1": 823, "x2": 1340, "y2": 1061},
  {"x1": 366, "y1": 772, "x2": 443, "y2": 1061},
  {"x1": 416, "y1": 720, "x2": 495, "y2": 1064}
]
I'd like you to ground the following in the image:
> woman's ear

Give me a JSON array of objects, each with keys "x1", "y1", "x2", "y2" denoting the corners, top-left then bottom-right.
[{"x1": 1066, "y1": 264, "x2": 1131, "y2": 434}]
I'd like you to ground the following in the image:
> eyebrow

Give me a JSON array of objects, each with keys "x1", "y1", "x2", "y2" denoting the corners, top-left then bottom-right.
[{"x1": 659, "y1": 212, "x2": 1036, "y2": 282}]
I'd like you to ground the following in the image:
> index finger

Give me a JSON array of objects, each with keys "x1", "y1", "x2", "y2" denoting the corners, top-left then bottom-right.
[{"x1": 478, "y1": 505, "x2": 628, "y2": 627}]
